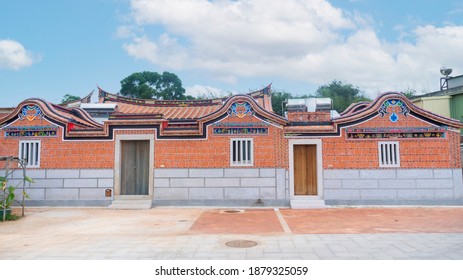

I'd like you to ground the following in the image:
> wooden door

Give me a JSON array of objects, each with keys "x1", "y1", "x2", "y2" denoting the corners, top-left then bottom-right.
[
  {"x1": 121, "y1": 140, "x2": 149, "y2": 195},
  {"x1": 293, "y1": 145, "x2": 317, "y2": 195}
]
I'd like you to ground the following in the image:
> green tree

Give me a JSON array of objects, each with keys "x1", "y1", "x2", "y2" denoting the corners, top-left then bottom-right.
[
  {"x1": 120, "y1": 71, "x2": 186, "y2": 100},
  {"x1": 402, "y1": 88, "x2": 416, "y2": 99},
  {"x1": 314, "y1": 80, "x2": 370, "y2": 112},
  {"x1": 61, "y1": 94, "x2": 80, "y2": 104},
  {"x1": 271, "y1": 90, "x2": 293, "y2": 116}
]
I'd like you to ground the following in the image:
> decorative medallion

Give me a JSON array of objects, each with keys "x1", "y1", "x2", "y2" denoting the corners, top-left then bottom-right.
[
  {"x1": 228, "y1": 101, "x2": 253, "y2": 118},
  {"x1": 378, "y1": 99, "x2": 410, "y2": 122},
  {"x1": 18, "y1": 105, "x2": 43, "y2": 122}
]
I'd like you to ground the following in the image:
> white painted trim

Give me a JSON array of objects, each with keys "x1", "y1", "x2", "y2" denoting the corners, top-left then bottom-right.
[
  {"x1": 378, "y1": 141, "x2": 400, "y2": 168},
  {"x1": 288, "y1": 139, "x2": 323, "y2": 200},
  {"x1": 18, "y1": 140, "x2": 41, "y2": 168},
  {"x1": 114, "y1": 134, "x2": 154, "y2": 198},
  {"x1": 230, "y1": 138, "x2": 254, "y2": 166}
]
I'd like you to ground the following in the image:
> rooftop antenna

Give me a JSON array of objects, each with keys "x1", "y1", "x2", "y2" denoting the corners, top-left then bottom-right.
[{"x1": 440, "y1": 66, "x2": 452, "y2": 90}]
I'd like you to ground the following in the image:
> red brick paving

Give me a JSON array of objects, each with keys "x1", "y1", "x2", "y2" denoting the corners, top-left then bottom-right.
[
  {"x1": 280, "y1": 207, "x2": 463, "y2": 234},
  {"x1": 189, "y1": 209, "x2": 284, "y2": 234},
  {"x1": 189, "y1": 207, "x2": 463, "y2": 234}
]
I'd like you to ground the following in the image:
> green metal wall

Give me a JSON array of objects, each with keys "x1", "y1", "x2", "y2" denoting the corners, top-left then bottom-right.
[{"x1": 450, "y1": 94, "x2": 463, "y2": 122}]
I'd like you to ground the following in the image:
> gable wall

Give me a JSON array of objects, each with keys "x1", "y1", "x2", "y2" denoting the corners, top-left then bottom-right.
[
  {"x1": 0, "y1": 118, "x2": 114, "y2": 169},
  {"x1": 322, "y1": 114, "x2": 461, "y2": 170}
]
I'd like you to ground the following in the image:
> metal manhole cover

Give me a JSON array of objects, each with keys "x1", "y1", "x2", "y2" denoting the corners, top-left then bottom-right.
[{"x1": 225, "y1": 240, "x2": 257, "y2": 248}]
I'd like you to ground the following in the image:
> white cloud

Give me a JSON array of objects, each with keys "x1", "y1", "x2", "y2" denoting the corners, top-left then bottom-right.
[
  {"x1": 0, "y1": 39, "x2": 38, "y2": 70},
  {"x1": 185, "y1": 85, "x2": 232, "y2": 98},
  {"x1": 121, "y1": 0, "x2": 463, "y2": 96},
  {"x1": 114, "y1": 25, "x2": 134, "y2": 39},
  {"x1": 123, "y1": 34, "x2": 188, "y2": 69}
]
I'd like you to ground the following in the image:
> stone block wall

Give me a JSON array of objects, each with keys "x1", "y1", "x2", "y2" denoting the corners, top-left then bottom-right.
[
  {"x1": 153, "y1": 168, "x2": 289, "y2": 206},
  {"x1": 324, "y1": 169, "x2": 463, "y2": 204},
  {"x1": 3, "y1": 169, "x2": 114, "y2": 206}
]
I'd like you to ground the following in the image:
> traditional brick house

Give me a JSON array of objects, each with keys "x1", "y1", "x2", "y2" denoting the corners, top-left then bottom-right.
[{"x1": 1, "y1": 86, "x2": 462, "y2": 208}]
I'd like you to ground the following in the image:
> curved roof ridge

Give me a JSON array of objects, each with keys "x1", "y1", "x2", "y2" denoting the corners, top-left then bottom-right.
[
  {"x1": 340, "y1": 101, "x2": 371, "y2": 116},
  {"x1": 60, "y1": 90, "x2": 94, "y2": 107},
  {"x1": 199, "y1": 93, "x2": 287, "y2": 125},
  {"x1": 97, "y1": 84, "x2": 272, "y2": 107},
  {"x1": 0, "y1": 98, "x2": 103, "y2": 129},
  {"x1": 334, "y1": 92, "x2": 463, "y2": 128},
  {"x1": 98, "y1": 86, "x2": 224, "y2": 106},
  {"x1": 246, "y1": 83, "x2": 272, "y2": 96}
]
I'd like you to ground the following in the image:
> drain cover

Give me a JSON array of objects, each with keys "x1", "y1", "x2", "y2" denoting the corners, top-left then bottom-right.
[
  {"x1": 223, "y1": 210, "x2": 241, "y2": 214},
  {"x1": 221, "y1": 209, "x2": 244, "y2": 214},
  {"x1": 225, "y1": 240, "x2": 257, "y2": 248}
]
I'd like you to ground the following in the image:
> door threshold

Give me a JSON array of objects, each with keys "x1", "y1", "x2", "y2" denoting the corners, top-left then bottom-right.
[
  {"x1": 290, "y1": 199, "x2": 326, "y2": 209},
  {"x1": 114, "y1": 195, "x2": 152, "y2": 200},
  {"x1": 291, "y1": 196, "x2": 323, "y2": 200}
]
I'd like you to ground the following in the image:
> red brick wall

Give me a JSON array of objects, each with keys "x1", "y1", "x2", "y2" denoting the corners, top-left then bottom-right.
[
  {"x1": 1, "y1": 117, "x2": 288, "y2": 169},
  {"x1": 155, "y1": 117, "x2": 287, "y2": 168},
  {"x1": 2, "y1": 112, "x2": 459, "y2": 170},
  {"x1": 0, "y1": 118, "x2": 114, "y2": 169},
  {"x1": 322, "y1": 115, "x2": 461, "y2": 169}
]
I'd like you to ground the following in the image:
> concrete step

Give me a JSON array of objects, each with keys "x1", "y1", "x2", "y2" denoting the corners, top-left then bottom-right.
[
  {"x1": 109, "y1": 199, "x2": 153, "y2": 209},
  {"x1": 290, "y1": 199, "x2": 326, "y2": 209}
]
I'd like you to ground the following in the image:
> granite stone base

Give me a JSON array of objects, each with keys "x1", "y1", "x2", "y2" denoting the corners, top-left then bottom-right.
[{"x1": 323, "y1": 169, "x2": 463, "y2": 204}]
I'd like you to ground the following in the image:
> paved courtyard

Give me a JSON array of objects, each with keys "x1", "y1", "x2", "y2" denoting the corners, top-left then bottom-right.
[{"x1": 1, "y1": 207, "x2": 463, "y2": 259}]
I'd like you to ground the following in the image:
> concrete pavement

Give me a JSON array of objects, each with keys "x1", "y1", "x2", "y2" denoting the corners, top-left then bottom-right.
[{"x1": 1, "y1": 207, "x2": 463, "y2": 260}]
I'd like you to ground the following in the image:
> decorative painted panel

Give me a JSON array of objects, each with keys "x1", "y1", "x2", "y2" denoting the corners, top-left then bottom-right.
[
  {"x1": 346, "y1": 127, "x2": 446, "y2": 140},
  {"x1": 378, "y1": 99, "x2": 410, "y2": 123},
  {"x1": 228, "y1": 101, "x2": 253, "y2": 118},
  {"x1": 4, "y1": 125, "x2": 59, "y2": 138},
  {"x1": 212, "y1": 122, "x2": 269, "y2": 135},
  {"x1": 18, "y1": 105, "x2": 43, "y2": 121}
]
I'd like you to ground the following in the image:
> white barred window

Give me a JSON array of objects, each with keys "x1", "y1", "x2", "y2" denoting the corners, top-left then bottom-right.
[
  {"x1": 230, "y1": 138, "x2": 253, "y2": 166},
  {"x1": 378, "y1": 141, "x2": 400, "y2": 167},
  {"x1": 19, "y1": 140, "x2": 41, "y2": 168}
]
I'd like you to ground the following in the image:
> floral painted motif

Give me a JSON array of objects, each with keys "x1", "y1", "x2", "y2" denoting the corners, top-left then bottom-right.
[
  {"x1": 18, "y1": 105, "x2": 43, "y2": 122},
  {"x1": 378, "y1": 99, "x2": 410, "y2": 123},
  {"x1": 228, "y1": 101, "x2": 253, "y2": 118}
]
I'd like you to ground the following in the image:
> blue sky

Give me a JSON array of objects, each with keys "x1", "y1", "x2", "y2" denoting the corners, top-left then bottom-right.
[{"x1": 1, "y1": 0, "x2": 463, "y2": 107}]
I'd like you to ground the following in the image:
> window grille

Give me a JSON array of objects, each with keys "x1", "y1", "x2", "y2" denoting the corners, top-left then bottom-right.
[
  {"x1": 378, "y1": 141, "x2": 400, "y2": 167},
  {"x1": 230, "y1": 138, "x2": 253, "y2": 166},
  {"x1": 18, "y1": 140, "x2": 41, "y2": 168}
]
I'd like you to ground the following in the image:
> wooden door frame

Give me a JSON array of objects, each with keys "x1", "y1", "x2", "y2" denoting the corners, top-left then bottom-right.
[
  {"x1": 114, "y1": 134, "x2": 154, "y2": 198},
  {"x1": 289, "y1": 139, "x2": 323, "y2": 200}
]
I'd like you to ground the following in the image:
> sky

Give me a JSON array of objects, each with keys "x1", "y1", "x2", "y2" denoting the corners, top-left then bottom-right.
[{"x1": 1, "y1": 0, "x2": 463, "y2": 107}]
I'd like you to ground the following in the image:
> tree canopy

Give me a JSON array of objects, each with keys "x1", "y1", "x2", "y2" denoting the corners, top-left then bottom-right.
[
  {"x1": 120, "y1": 71, "x2": 187, "y2": 100},
  {"x1": 314, "y1": 80, "x2": 371, "y2": 112},
  {"x1": 402, "y1": 89, "x2": 416, "y2": 99},
  {"x1": 271, "y1": 90, "x2": 292, "y2": 116},
  {"x1": 61, "y1": 94, "x2": 80, "y2": 104},
  {"x1": 269, "y1": 81, "x2": 370, "y2": 115}
]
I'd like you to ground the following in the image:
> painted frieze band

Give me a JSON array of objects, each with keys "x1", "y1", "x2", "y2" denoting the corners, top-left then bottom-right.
[
  {"x1": 212, "y1": 122, "x2": 269, "y2": 135},
  {"x1": 346, "y1": 127, "x2": 446, "y2": 140},
  {"x1": 4, "y1": 125, "x2": 59, "y2": 138}
]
